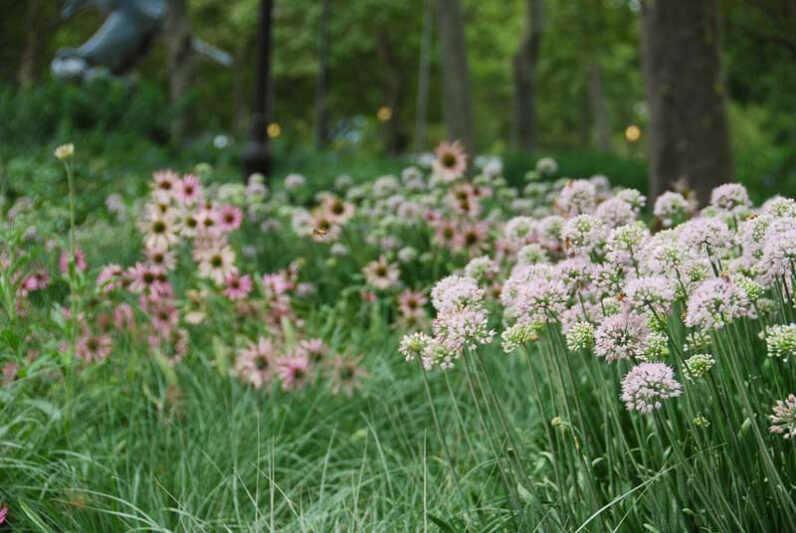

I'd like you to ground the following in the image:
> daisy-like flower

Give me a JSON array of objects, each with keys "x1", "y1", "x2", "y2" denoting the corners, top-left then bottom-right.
[
  {"x1": 453, "y1": 222, "x2": 489, "y2": 255},
  {"x1": 76, "y1": 331, "x2": 113, "y2": 363},
  {"x1": 96, "y1": 264, "x2": 123, "y2": 292},
  {"x1": 431, "y1": 218, "x2": 459, "y2": 248},
  {"x1": 769, "y1": 394, "x2": 796, "y2": 439},
  {"x1": 594, "y1": 313, "x2": 651, "y2": 363},
  {"x1": 432, "y1": 140, "x2": 468, "y2": 182},
  {"x1": 300, "y1": 338, "x2": 329, "y2": 364},
  {"x1": 684, "y1": 278, "x2": 750, "y2": 331},
  {"x1": 277, "y1": 353, "x2": 313, "y2": 391},
  {"x1": 236, "y1": 337, "x2": 280, "y2": 389},
  {"x1": 362, "y1": 256, "x2": 400, "y2": 290},
  {"x1": 138, "y1": 205, "x2": 181, "y2": 250},
  {"x1": 126, "y1": 263, "x2": 164, "y2": 294},
  {"x1": 151, "y1": 170, "x2": 180, "y2": 201},
  {"x1": 175, "y1": 174, "x2": 203, "y2": 205},
  {"x1": 621, "y1": 362, "x2": 682, "y2": 413},
  {"x1": 196, "y1": 207, "x2": 219, "y2": 236},
  {"x1": 147, "y1": 298, "x2": 179, "y2": 334},
  {"x1": 145, "y1": 245, "x2": 177, "y2": 271},
  {"x1": 224, "y1": 273, "x2": 253, "y2": 300},
  {"x1": 196, "y1": 242, "x2": 238, "y2": 286},
  {"x1": 322, "y1": 195, "x2": 355, "y2": 223},
  {"x1": 20, "y1": 270, "x2": 51, "y2": 295},
  {"x1": 215, "y1": 205, "x2": 244, "y2": 232},
  {"x1": 59, "y1": 248, "x2": 87, "y2": 274},
  {"x1": 330, "y1": 354, "x2": 369, "y2": 396},
  {"x1": 310, "y1": 211, "x2": 342, "y2": 242},
  {"x1": 398, "y1": 289, "x2": 428, "y2": 316}
]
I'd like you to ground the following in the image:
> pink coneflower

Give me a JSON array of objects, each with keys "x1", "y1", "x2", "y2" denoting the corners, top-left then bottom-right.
[
  {"x1": 262, "y1": 272, "x2": 294, "y2": 296},
  {"x1": 195, "y1": 242, "x2": 237, "y2": 285},
  {"x1": 224, "y1": 273, "x2": 253, "y2": 300},
  {"x1": 432, "y1": 141, "x2": 468, "y2": 182},
  {"x1": 0, "y1": 504, "x2": 7, "y2": 524},
  {"x1": 152, "y1": 170, "x2": 180, "y2": 201},
  {"x1": 196, "y1": 207, "x2": 219, "y2": 235},
  {"x1": 330, "y1": 354, "x2": 368, "y2": 396},
  {"x1": 76, "y1": 331, "x2": 113, "y2": 363},
  {"x1": 147, "y1": 299, "x2": 179, "y2": 334},
  {"x1": 20, "y1": 270, "x2": 50, "y2": 296},
  {"x1": 126, "y1": 262, "x2": 162, "y2": 294},
  {"x1": 310, "y1": 211, "x2": 342, "y2": 242},
  {"x1": 446, "y1": 183, "x2": 481, "y2": 218},
  {"x1": 398, "y1": 289, "x2": 428, "y2": 316},
  {"x1": 215, "y1": 204, "x2": 244, "y2": 232},
  {"x1": 322, "y1": 196, "x2": 355, "y2": 223},
  {"x1": 59, "y1": 248, "x2": 87, "y2": 275},
  {"x1": 277, "y1": 353, "x2": 313, "y2": 390},
  {"x1": 114, "y1": 303, "x2": 136, "y2": 330},
  {"x1": 300, "y1": 338, "x2": 328, "y2": 364},
  {"x1": 2, "y1": 361, "x2": 19, "y2": 386},
  {"x1": 362, "y1": 256, "x2": 400, "y2": 290},
  {"x1": 96, "y1": 264, "x2": 123, "y2": 292},
  {"x1": 236, "y1": 337, "x2": 279, "y2": 388},
  {"x1": 432, "y1": 219, "x2": 458, "y2": 248},
  {"x1": 138, "y1": 205, "x2": 181, "y2": 250},
  {"x1": 145, "y1": 245, "x2": 177, "y2": 271},
  {"x1": 360, "y1": 290, "x2": 377, "y2": 303},
  {"x1": 453, "y1": 222, "x2": 489, "y2": 255},
  {"x1": 149, "y1": 327, "x2": 189, "y2": 366},
  {"x1": 175, "y1": 174, "x2": 203, "y2": 205}
]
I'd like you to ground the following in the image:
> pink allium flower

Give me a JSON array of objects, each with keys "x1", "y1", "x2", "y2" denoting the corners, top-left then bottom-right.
[
  {"x1": 621, "y1": 362, "x2": 682, "y2": 413},
  {"x1": 684, "y1": 278, "x2": 750, "y2": 331},
  {"x1": 594, "y1": 313, "x2": 651, "y2": 363},
  {"x1": 284, "y1": 173, "x2": 306, "y2": 191},
  {"x1": 557, "y1": 179, "x2": 597, "y2": 216},
  {"x1": 215, "y1": 204, "x2": 244, "y2": 232},
  {"x1": 769, "y1": 394, "x2": 796, "y2": 439},
  {"x1": 236, "y1": 337, "x2": 280, "y2": 389},
  {"x1": 509, "y1": 278, "x2": 568, "y2": 325},
  {"x1": 224, "y1": 273, "x2": 253, "y2": 300},
  {"x1": 76, "y1": 331, "x2": 113, "y2": 363},
  {"x1": 595, "y1": 197, "x2": 636, "y2": 228},
  {"x1": 433, "y1": 307, "x2": 495, "y2": 353},
  {"x1": 653, "y1": 191, "x2": 690, "y2": 227},
  {"x1": 431, "y1": 275, "x2": 485, "y2": 313},
  {"x1": 710, "y1": 183, "x2": 750, "y2": 215},
  {"x1": 431, "y1": 141, "x2": 468, "y2": 182},
  {"x1": 59, "y1": 248, "x2": 87, "y2": 274},
  {"x1": 624, "y1": 276, "x2": 676, "y2": 316},
  {"x1": 175, "y1": 174, "x2": 203, "y2": 205},
  {"x1": 277, "y1": 353, "x2": 313, "y2": 391},
  {"x1": 362, "y1": 256, "x2": 400, "y2": 291},
  {"x1": 678, "y1": 217, "x2": 733, "y2": 260},
  {"x1": 555, "y1": 257, "x2": 595, "y2": 294},
  {"x1": 504, "y1": 216, "x2": 537, "y2": 246},
  {"x1": 757, "y1": 228, "x2": 796, "y2": 285},
  {"x1": 561, "y1": 215, "x2": 607, "y2": 256},
  {"x1": 96, "y1": 264, "x2": 123, "y2": 292}
]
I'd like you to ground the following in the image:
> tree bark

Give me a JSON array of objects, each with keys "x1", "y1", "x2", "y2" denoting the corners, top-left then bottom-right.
[
  {"x1": 640, "y1": 0, "x2": 733, "y2": 206},
  {"x1": 436, "y1": 0, "x2": 475, "y2": 151},
  {"x1": 588, "y1": 62, "x2": 611, "y2": 151},
  {"x1": 413, "y1": 0, "x2": 433, "y2": 153},
  {"x1": 18, "y1": 0, "x2": 46, "y2": 87},
  {"x1": 314, "y1": 0, "x2": 331, "y2": 149},
  {"x1": 165, "y1": 0, "x2": 195, "y2": 142},
  {"x1": 512, "y1": 0, "x2": 542, "y2": 152},
  {"x1": 377, "y1": 36, "x2": 409, "y2": 155}
]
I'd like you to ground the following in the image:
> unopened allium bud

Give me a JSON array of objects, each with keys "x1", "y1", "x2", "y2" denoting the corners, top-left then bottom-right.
[
  {"x1": 517, "y1": 244, "x2": 548, "y2": 265},
  {"x1": 692, "y1": 414, "x2": 711, "y2": 428},
  {"x1": 683, "y1": 353, "x2": 716, "y2": 381},
  {"x1": 642, "y1": 332, "x2": 669, "y2": 360},
  {"x1": 762, "y1": 324, "x2": 796, "y2": 361},
  {"x1": 399, "y1": 332, "x2": 431, "y2": 362},
  {"x1": 566, "y1": 321, "x2": 595, "y2": 352},
  {"x1": 501, "y1": 322, "x2": 541, "y2": 353}
]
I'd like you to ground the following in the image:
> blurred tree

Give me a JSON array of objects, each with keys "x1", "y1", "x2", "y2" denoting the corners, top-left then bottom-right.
[
  {"x1": 437, "y1": 0, "x2": 475, "y2": 150},
  {"x1": 512, "y1": 0, "x2": 542, "y2": 152},
  {"x1": 165, "y1": 0, "x2": 195, "y2": 140},
  {"x1": 641, "y1": 0, "x2": 733, "y2": 204},
  {"x1": 314, "y1": 0, "x2": 331, "y2": 148},
  {"x1": 413, "y1": 0, "x2": 434, "y2": 152}
]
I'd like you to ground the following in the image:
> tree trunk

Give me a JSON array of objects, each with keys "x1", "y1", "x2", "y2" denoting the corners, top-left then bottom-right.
[
  {"x1": 588, "y1": 62, "x2": 611, "y2": 151},
  {"x1": 314, "y1": 0, "x2": 331, "y2": 149},
  {"x1": 436, "y1": 0, "x2": 475, "y2": 151},
  {"x1": 18, "y1": 0, "x2": 46, "y2": 87},
  {"x1": 165, "y1": 0, "x2": 195, "y2": 142},
  {"x1": 377, "y1": 37, "x2": 409, "y2": 155},
  {"x1": 512, "y1": 0, "x2": 542, "y2": 152},
  {"x1": 413, "y1": 0, "x2": 433, "y2": 153},
  {"x1": 640, "y1": 0, "x2": 733, "y2": 206}
]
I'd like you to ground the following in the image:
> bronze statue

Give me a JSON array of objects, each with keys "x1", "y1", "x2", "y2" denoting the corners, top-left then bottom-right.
[{"x1": 52, "y1": 0, "x2": 231, "y2": 82}]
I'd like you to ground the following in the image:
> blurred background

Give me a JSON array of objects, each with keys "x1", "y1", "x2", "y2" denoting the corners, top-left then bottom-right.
[{"x1": 1, "y1": 0, "x2": 795, "y2": 204}]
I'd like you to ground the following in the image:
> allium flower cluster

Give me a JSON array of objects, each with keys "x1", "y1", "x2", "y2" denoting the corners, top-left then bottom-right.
[
  {"x1": 621, "y1": 363, "x2": 682, "y2": 413},
  {"x1": 594, "y1": 313, "x2": 650, "y2": 363},
  {"x1": 684, "y1": 278, "x2": 750, "y2": 331},
  {"x1": 624, "y1": 276, "x2": 676, "y2": 316},
  {"x1": 562, "y1": 214, "x2": 606, "y2": 256},
  {"x1": 762, "y1": 324, "x2": 796, "y2": 360},
  {"x1": 683, "y1": 353, "x2": 716, "y2": 381},
  {"x1": 566, "y1": 321, "x2": 595, "y2": 351},
  {"x1": 430, "y1": 275, "x2": 485, "y2": 313},
  {"x1": 769, "y1": 394, "x2": 796, "y2": 439},
  {"x1": 710, "y1": 183, "x2": 750, "y2": 215},
  {"x1": 653, "y1": 191, "x2": 690, "y2": 227},
  {"x1": 557, "y1": 179, "x2": 596, "y2": 216}
]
